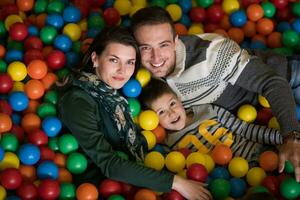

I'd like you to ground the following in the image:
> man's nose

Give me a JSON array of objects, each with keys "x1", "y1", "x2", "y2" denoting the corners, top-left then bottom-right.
[{"x1": 151, "y1": 48, "x2": 161, "y2": 61}]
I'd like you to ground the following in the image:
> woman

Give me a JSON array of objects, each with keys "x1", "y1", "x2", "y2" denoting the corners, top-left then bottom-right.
[{"x1": 58, "y1": 27, "x2": 212, "y2": 200}]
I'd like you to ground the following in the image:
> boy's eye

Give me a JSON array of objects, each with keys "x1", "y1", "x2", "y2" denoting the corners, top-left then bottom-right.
[
  {"x1": 170, "y1": 101, "x2": 177, "y2": 107},
  {"x1": 158, "y1": 110, "x2": 165, "y2": 116}
]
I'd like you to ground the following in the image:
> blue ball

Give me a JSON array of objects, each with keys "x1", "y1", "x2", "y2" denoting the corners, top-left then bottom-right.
[
  {"x1": 54, "y1": 34, "x2": 72, "y2": 52},
  {"x1": 5, "y1": 49, "x2": 23, "y2": 63},
  {"x1": 6, "y1": 196, "x2": 21, "y2": 200},
  {"x1": 121, "y1": 16, "x2": 131, "y2": 28},
  {"x1": 46, "y1": 13, "x2": 65, "y2": 30},
  {"x1": 103, "y1": 0, "x2": 115, "y2": 9},
  {"x1": 11, "y1": 113, "x2": 21, "y2": 124},
  {"x1": 0, "y1": 146, "x2": 4, "y2": 161},
  {"x1": 42, "y1": 116, "x2": 62, "y2": 137},
  {"x1": 37, "y1": 161, "x2": 59, "y2": 180},
  {"x1": 8, "y1": 91, "x2": 29, "y2": 112},
  {"x1": 250, "y1": 41, "x2": 267, "y2": 49},
  {"x1": 292, "y1": 18, "x2": 300, "y2": 34},
  {"x1": 63, "y1": 5, "x2": 81, "y2": 23},
  {"x1": 210, "y1": 166, "x2": 230, "y2": 179},
  {"x1": 86, "y1": 28, "x2": 101, "y2": 38},
  {"x1": 230, "y1": 10, "x2": 247, "y2": 27},
  {"x1": 122, "y1": 79, "x2": 142, "y2": 98},
  {"x1": 296, "y1": 104, "x2": 300, "y2": 121},
  {"x1": 180, "y1": 14, "x2": 192, "y2": 27},
  {"x1": 240, "y1": 40, "x2": 250, "y2": 48},
  {"x1": 18, "y1": 143, "x2": 40, "y2": 165},
  {"x1": 277, "y1": 21, "x2": 291, "y2": 33},
  {"x1": 66, "y1": 51, "x2": 80, "y2": 68},
  {"x1": 230, "y1": 177, "x2": 247, "y2": 198},
  {"x1": 152, "y1": 144, "x2": 167, "y2": 155},
  {"x1": 28, "y1": 25, "x2": 39, "y2": 36},
  {"x1": 178, "y1": 0, "x2": 192, "y2": 14}
]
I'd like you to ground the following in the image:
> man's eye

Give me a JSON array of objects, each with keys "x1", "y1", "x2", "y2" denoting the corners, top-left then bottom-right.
[
  {"x1": 140, "y1": 46, "x2": 150, "y2": 51},
  {"x1": 161, "y1": 43, "x2": 169, "y2": 48}
]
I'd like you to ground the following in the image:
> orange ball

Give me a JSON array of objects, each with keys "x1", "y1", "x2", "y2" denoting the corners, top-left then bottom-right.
[
  {"x1": 35, "y1": 13, "x2": 47, "y2": 28},
  {"x1": 58, "y1": 167, "x2": 72, "y2": 183},
  {"x1": 152, "y1": 125, "x2": 166, "y2": 144},
  {"x1": 214, "y1": 29, "x2": 229, "y2": 37},
  {"x1": 16, "y1": 0, "x2": 34, "y2": 11},
  {"x1": 247, "y1": 4, "x2": 264, "y2": 21},
  {"x1": 0, "y1": 45, "x2": 5, "y2": 59},
  {"x1": 175, "y1": 23, "x2": 188, "y2": 35},
  {"x1": 24, "y1": 79, "x2": 45, "y2": 100},
  {"x1": 41, "y1": 72, "x2": 58, "y2": 90},
  {"x1": 76, "y1": 183, "x2": 99, "y2": 200},
  {"x1": 27, "y1": 59, "x2": 48, "y2": 79},
  {"x1": 220, "y1": 15, "x2": 231, "y2": 30},
  {"x1": 53, "y1": 153, "x2": 67, "y2": 168},
  {"x1": 210, "y1": 144, "x2": 233, "y2": 165},
  {"x1": 227, "y1": 27, "x2": 244, "y2": 44},
  {"x1": 19, "y1": 164, "x2": 37, "y2": 182},
  {"x1": 267, "y1": 32, "x2": 282, "y2": 48},
  {"x1": 24, "y1": 99, "x2": 40, "y2": 114},
  {"x1": 242, "y1": 21, "x2": 256, "y2": 38},
  {"x1": 134, "y1": 189, "x2": 157, "y2": 200},
  {"x1": 259, "y1": 150, "x2": 279, "y2": 172},
  {"x1": 21, "y1": 113, "x2": 41, "y2": 133},
  {"x1": 256, "y1": 18, "x2": 274, "y2": 35},
  {"x1": 0, "y1": 113, "x2": 12, "y2": 133},
  {"x1": 42, "y1": 46, "x2": 54, "y2": 57},
  {"x1": 252, "y1": 34, "x2": 267, "y2": 45}
]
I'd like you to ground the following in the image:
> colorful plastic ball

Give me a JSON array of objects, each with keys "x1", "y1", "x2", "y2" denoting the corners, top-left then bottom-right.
[
  {"x1": 127, "y1": 98, "x2": 141, "y2": 117},
  {"x1": 16, "y1": 182, "x2": 38, "y2": 200},
  {"x1": 261, "y1": 176, "x2": 280, "y2": 196},
  {"x1": 23, "y1": 49, "x2": 44, "y2": 65},
  {"x1": 58, "y1": 134, "x2": 79, "y2": 154},
  {"x1": 24, "y1": 79, "x2": 45, "y2": 100},
  {"x1": 261, "y1": 2, "x2": 276, "y2": 18},
  {"x1": 5, "y1": 49, "x2": 23, "y2": 63},
  {"x1": 186, "y1": 163, "x2": 208, "y2": 182},
  {"x1": 268, "y1": 116, "x2": 280, "y2": 130},
  {"x1": 47, "y1": 0, "x2": 64, "y2": 14},
  {"x1": 0, "y1": 74, "x2": 13, "y2": 94},
  {"x1": 27, "y1": 59, "x2": 48, "y2": 80},
  {"x1": 142, "y1": 130, "x2": 157, "y2": 150},
  {"x1": 230, "y1": 10, "x2": 247, "y2": 27},
  {"x1": 209, "y1": 178, "x2": 231, "y2": 200},
  {"x1": 177, "y1": 0, "x2": 192, "y2": 14},
  {"x1": 228, "y1": 157, "x2": 249, "y2": 178},
  {"x1": 9, "y1": 22, "x2": 28, "y2": 41},
  {"x1": 46, "y1": 50, "x2": 66, "y2": 70},
  {"x1": 237, "y1": 104, "x2": 257, "y2": 123},
  {"x1": 37, "y1": 103, "x2": 56, "y2": 119},
  {"x1": 257, "y1": 18, "x2": 274, "y2": 36},
  {"x1": 102, "y1": 8, "x2": 120, "y2": 27},
  {"x1": 122, "y1": 79, "x2": 142, "y2": 98},
  {"x1": 65, "y1": 51, "x2": 80, "y2": 68},
  {"x1": 138, "y1": 110, "x2": 159, "y2": 131},
  {"x1": 0, "y1": 60, "x2": 7, "y2": 73},
  {"x1": 66, "y1": 152, "x2": 87, "y2": 174},
  {"x1": 4, "y1": 14, "x2": 23, "y2": 30},
  {"x1": 206, "y1": 5, "x2": 224, "y2": 23},
  {"x1": 42, "y1": 116, "x2": 62, "y2": 137},
  {"x1": 76, "y1": 183, "x2": 98, "y2": 200},
  {"x1": 44, "y1": 90, "x2": 58, "y2": 105},
  {"x1": 24, "y1": 36, "x2": 43, "y2": 51},
  {"x1": 186, "y1": 152, "x2": 206, "y2": 168},
  {"x1": 8, "y1": 91, "x2": 29, "y2": 111},
  {"x1": 144, "y1": 151, "x2": 165, "y2": 171},
  {"x1": 27, "y1": 129, "x2": 48, "y2": 146},
  {"x1": 38, "y1": 179, "x2": 60, "y2": 200},
  {"x1": 114, "y1": 0, "x2": 131, "y2": 16},
  {"x1": 230, "y1": 177, "x2": 247, "y2": 198},
  {"x1": 59, "y1": 183, "x2": 76, "y2": 200},
  {"x1": 284, "y1": 160, "x2": 294, "y2": 173},
  {"x1": 292, "y1": 2, "x2": 300, "y2": 17},
  {"x1": 33, "y1": 0, "x2": 47, "y2": 14},
  {"x1": 40, "y1": 26, "x2": 57, "y2": 45},
  {"x1": 259, "y1": 151, "x2": 279, "y2": 172},
  {"x1": 18, "y1": 143, "x2": 40, "y2": 165},
  {"x1": 46, "y1": 13, "x2": 64, "y2": 30},
  {"x1": 272, "y1": 0, "x2": 288, "y2": 9},
  {"x1": 37, "y1": 161, "x2": 59, "y2": 180},
  {"x1": 53, "y1": 34, "x2": 72, "y2": 52},
  {"x1": 292, "y1": 19, "x2": 300, "y2": 34},
  {"x1": 134, "y1": 189, "x2": 157, "y2": 200},
  {"x1": 42, "y1": 73, "x2": 58, "y2": 90},
  {"x1": 27, "y1": 25, "x2": 39, "y2": 36},
  {"x1": 189, "y1": 7, "x2": 206, "y2": 23},
  {"x1": 135, "y1": 68, "x2": 151, "y2": 87},
  {"x1": 258, "y1": 95, "x2": 270, "y2": 108},
  {"x1": 280, "y1": 177, "x2": 300, "y2": 199},
  {"x1": 0, "y1": 147, "x2": 4, "y2": 161},
  {"x1": 0, "y1": 152, "x2": 20, "y2": 170},
  {"x1": 165, "y1": 151, "x2": 186, "y2": 173},
  {"x1": 222, "y1": 0, "x2": 240, "y2": 14},
  {"x1": 179, "y1": 14, "x2": 192, "y2": 27},
  {"x1": 0, "y1": 168, "x2": 23, "y2": 190},
  {"x1": 210, "y1": 166, "x2": 230, "y2": 180},
  {"x1": 211, "y1": 144, "x2": 232, "y2": 165},
  {"x1": 166, "y1": 4, "x2": 182, "y2": 22},
  {"x1": 246, "y1": 4, "x2": 264, "y2": 22},
  {"x1": 246, "y1": 167, "x2": 267, "y2": 186},
  {"x1": 282, "y1": 30, "x2": 299, "y2": 47},
  {"x1": 152, "y1": 125, "x2": 166, "y2": 144},
  {"x1": 7, "y1": 61, "x2": 27, "y2": 81},
  {"x1": 0, "y1": 21, "x2": 7, "y2": 38},
  {"x1": 0, "y1": 133, "x2": 18, "y2": 152},
  {"x1": 63, "y1": 5, "x2": 81, "y2": 23},
  {"x1": 63, "y1": 23, "x2": 81, "y2": 42}
]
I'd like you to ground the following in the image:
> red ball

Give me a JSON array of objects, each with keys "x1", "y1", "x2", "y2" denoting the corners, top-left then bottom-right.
[
  {"x1": 189, "y1": 7, "x2": 206, "y2": 23},
  {"x1": 241, "y1": 0, "x2": 261, "y2": 7},
  {"x1": 27, "y1": 129, "x2": 48, "y2": 146},
  {"x1": 24, "y1": 49, "x2": 44, "y2": 65},
  {"x1": 46, "y1": 50, "x2": 66, "y2": 70},
  {"x1": 103, "y1": 7, "x2": 121, "y2": 27},
  {"x1": 204, "y1": 23, "x2": 220, "y2": 33},
  {"x1": 99, "y1": 179, "x2": 122, "y2": 198},
  {"x1": 24, "y1": 36, "x2": 43, "y2": 51},
  {"x1": 11, "y1": 124, "x2": 25, "y2": 143},
  {"x1": 275, "y1": 6, "x2": 293, "y2": 21},
  {"x1": 256, "y1": 108, "x2": 273, "y2": 125},
  {"x1": 9, "y1": 22, "x2": 28, "y2": 41},
  {"x1": 271, "y1": 0, "x2": 288, "y2": 9},
  {"x1": 261, "y1": 176, "x2": 280, "y2": 196},
  {"x1": 17, "y1": 182, "x2": 38, "y2": 200},
  {"x1": 39, "y1": 146, "x2": 55, "y2": 162},
  {"x1": 121, "y1": 182, "x2": 137, "y2": 198},
  {"x1": 0, "y1": 168, "x2": 23, "y2": 190},
  {"x1": 178, "y1": 147, "x2": 192, "y2": 158},
  {"x1": 206, "y1": 5, "x2": 224, "y2": 23},
  {"x1": 0, "y1": 74, "x2": 13, "y2": 94},
  {"x1": 38, "y1": 179, "x2": 60, "y2": 200},
  {"x1": 163, "y1": 190, "x2": 185, "y2": 200},
  {"x1": 186, "y1": 163, "x2": 208, "y2": 182},
  {"x1": 0, "y1": 100, "x2": 12, "y2": 116}
]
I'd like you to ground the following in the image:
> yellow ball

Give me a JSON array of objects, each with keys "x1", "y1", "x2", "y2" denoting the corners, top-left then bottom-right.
[
  {"x1": 130, "y1": 5, "x2": 144, "y2": 17},
  {"x1": 188, "y1": 23, "x2": 204, "y2": 35},
  {"x1": 5, "y1": 14, "x2": 23, "y2": 30},
  {"x1": 165, "y1": 151, "x2": 186, "y2": 173},
  {"x1": 237, "y1": 104, "x2": 257, "y2": 123},
  {"x1": 135, "y1": 68, "x2": 151, "y2": 87},
  {"x1": 228, "y1": 157, "x2": 249, "y2": 178},
  {"x1": 131, "y1": 0, "x2": 147, "y2": 7},
  {"x1": 222, "y1": 0, "x2": 240, "y2": 14},
  {"x1": 78, "y1": 19, "x2": 87, "y2": 32},
  {"x1": 177, "y1": 169, "x2": 187, "y2": 178},
  {"x1": 0, "y1": 185, "x2": 7, "y2": 200},
  {"x1": 0, "y1": 152, "x2": 20, "y2": 170},
  {"x1": 142, "y1": 130, "x2": 157, "y2": 150},
  {"x1": 246, "y1": 167, "x2": 266, "y2": 186},
  {"x1": 63, "y1": 23, "x2": 82, "y2": 42},
  {"x1": 144, "y1": 151, "x2": 165, "y2": 171},
  {"x1": 166, "y1": 4, "x2": 182, "y2": 22},
  {"x1": 268, "y1": 116, "x2": 280, "y2": 130},
  {"x1": 139, "y1": 110, "x2": 159, "y2": 131},
  {"x1": 186, "y1": 152, "x2": 206, "y2": 168},
  {"x1": 114, "y1": 0, "x2": 132, "y2": 16},
  {"x1": 12, "y1": 81, "x2": 25, "y2": 92},
  {"x1": 258, "y1": 95, "x2": 270, "y2": 108},
  {"x1": 204, "y1": 154, "x2": 215, "y2": 173},
  {"x1": 7, "y1": 61, "x2": 27, "y2": 81}
]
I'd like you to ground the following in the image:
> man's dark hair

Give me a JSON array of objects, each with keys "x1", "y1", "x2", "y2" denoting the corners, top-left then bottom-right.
[{"x1": 130, "y1": 6, "x2": 177, "y2": 39}]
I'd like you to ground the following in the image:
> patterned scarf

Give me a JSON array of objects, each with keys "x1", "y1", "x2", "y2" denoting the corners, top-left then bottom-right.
[{"x1": 70, "y1": 72, "x2": 145, "y2": 161}]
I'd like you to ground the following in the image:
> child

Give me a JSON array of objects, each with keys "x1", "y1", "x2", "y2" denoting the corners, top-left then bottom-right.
[{"x1": 140, "y1": 78, "x2": 283, "y2": 162}]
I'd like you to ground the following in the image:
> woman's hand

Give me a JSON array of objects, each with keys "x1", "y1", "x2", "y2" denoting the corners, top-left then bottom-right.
[
  {"x1": 172, "y1": 175, "x2": 212, "y2": 200},
  {"x1": 278, "y1": 137, "x2": 300, "y2": 182}
]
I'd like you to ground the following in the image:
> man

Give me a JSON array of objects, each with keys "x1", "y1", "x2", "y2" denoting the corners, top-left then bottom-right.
[{"x1": 131, "y1": 6, "x2": 300, "y2": 181}]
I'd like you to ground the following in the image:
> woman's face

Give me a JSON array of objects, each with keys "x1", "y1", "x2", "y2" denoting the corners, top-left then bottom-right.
[{"x1": 92, "y1": 42, "x2": 136, "y2": 89}]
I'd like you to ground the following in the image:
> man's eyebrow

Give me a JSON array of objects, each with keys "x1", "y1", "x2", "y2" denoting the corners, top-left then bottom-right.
[{"x1": 139, "y1": 40, "x2": 172, "y2": 46}]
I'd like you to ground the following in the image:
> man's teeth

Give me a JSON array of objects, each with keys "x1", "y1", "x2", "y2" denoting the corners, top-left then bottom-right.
[{"x1": 152, "y1": 62, "x2": 164, "y2": 67}]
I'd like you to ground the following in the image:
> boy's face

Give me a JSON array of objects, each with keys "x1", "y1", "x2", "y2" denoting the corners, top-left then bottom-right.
[
  {"x1": 134, "y1": 23, "x2": 178, "y2": 78},
  {"x1": 150, "y1": 93, "x2": 187, "y2": 131}
]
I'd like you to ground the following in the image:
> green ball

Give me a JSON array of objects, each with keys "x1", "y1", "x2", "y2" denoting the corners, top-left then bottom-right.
[
  {"x1": 88, "y1": 15, "x2": 105, "y2": 29},
  {"x1": 58, "y1": 134, "x2": 79, "y2": 154},
  {"x1": 44, "y1": 90, "x2": 58, "y2": 105},
  {"x1": 196, "y1": 0, "x2": 214, "y2": 8},
  {"x1": 67, "y1": 152, "x2": 87, "y2": 174},
  {"x1": 116, "y1": 151, "x2": 129, "y2": 160},
  {"x1": 280, "y1": 177, "x2": 300, "y2": 199},
  {"x1": 167, "y1": 0, "x2": 178, "y2": 3},
  {"x1": 150, "y1": 0, "x2": 167, "y2": 8},
  {"x1": 0, "y1": 60, "x2": 7, "y2": 73},
  {"x1": 108, "y1": 195, "x2": 126, "y2": 200},
  {"x1": 48, "y1": 137, "x2": 60, "y2": 151},
  {"x1": 249, "y1": 185, "x2": 269, "y2": 193},
  {"x1": 37, "y1": 103, "x2": 57, "y2": 118},
  {"x1": 282, "y1": 30, "x2": 299, "y2": 48},
  {"x1": 128, "y1": 98, "x2": 141, "y2": 117},
  {"x1": 47, "y1": 0, "x2": 65, "y2": 14},
  {"x1": 284, "y1": 160, "x2": 295, "y2": 174},
  {"x1": 34, "y1": 0, "x2": 48, "y2": 14},
  {"x1": 72, "y1": 41, "x2": 81, "y2": 53},
  {"x1": 40, "y1": 26, "x2": 57, "y2": 45},
  {"x1": 209, "y1": 178, "x2": 231, "y2": 200},
  {"x1": 7, "y1": 41, "x2": 23, "y2": 51},
  {"x1": 0, "y1": 21, "x2": 7, "y2": 38},
  {"x1": 261, "y1": 2, "x2": 276, "y2": 18},
  {"x1": 59, "y1": 183, "x2": 76, "y2": 200},
  {"x1": 56, "y1": 68, "x2": 70, "y2": 81},
  {"x1": 292, "y1": 2, "x2": 300, "y2": 17},
  {"x1": 273, "y1": 47, "x2": 294, "y2": 56},
  {"x1": 0, "y1": 133, "x2": 18, "y2": 152}
]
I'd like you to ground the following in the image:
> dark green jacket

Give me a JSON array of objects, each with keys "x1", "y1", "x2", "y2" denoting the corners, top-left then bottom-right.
[{"x1": 58, "y1": 87, "x2": 173, "y2": 191}]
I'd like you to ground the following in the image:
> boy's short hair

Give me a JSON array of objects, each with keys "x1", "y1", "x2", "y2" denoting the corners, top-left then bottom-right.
[
  {"x1": 130, "y1": 6, "x2": 177, "y2": 39},
  {"x1": 139, "y1": 78, "x2": 177, "y2": 109}
]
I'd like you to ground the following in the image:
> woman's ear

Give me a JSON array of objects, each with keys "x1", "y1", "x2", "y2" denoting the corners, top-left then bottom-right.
[{"x1": 91, "y1": 52, "x2": 99, "y2": 68}]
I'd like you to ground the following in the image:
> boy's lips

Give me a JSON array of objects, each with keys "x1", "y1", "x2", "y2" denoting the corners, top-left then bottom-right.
[{"x1": 171, "y1": 116, "x2": 180, "y2": 124}]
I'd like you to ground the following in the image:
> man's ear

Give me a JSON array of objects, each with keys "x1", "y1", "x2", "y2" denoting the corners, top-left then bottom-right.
[{"x1": 174, "y1": 34, "x2": 179, "y2": 49}]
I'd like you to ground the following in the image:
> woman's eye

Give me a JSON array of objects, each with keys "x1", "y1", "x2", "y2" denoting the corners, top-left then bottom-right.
[
  {"x1": 109, "y1": 58, "x2": 118, "y2": 63},
  {"x1": 127, "y1": 60, "x2": 135, "y2": 65}
]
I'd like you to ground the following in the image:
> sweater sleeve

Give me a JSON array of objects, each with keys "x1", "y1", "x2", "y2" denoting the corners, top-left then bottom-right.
[
  {"x1": 234, "y1": 57, "x2": 300, "y2": 136},
  {"x1": 59, "y1": 89, "x2": 174, "y2": 192}
]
